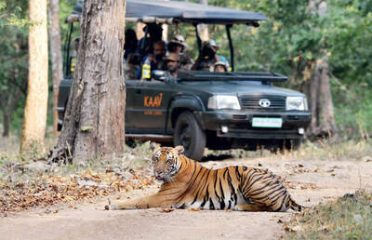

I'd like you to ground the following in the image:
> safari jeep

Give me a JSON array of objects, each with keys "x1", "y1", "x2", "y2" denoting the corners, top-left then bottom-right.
[{"x1": 58, "y1": 0, "x2": 311, "y2": 160}]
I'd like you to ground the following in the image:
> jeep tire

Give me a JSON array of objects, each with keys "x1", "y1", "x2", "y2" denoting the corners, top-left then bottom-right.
[
  {"x1": 286, "y1": 139, "x2": 302, "y2": 151},
  {"x1": 174, "y1": 111, "x2": 206, "y2": 161}
]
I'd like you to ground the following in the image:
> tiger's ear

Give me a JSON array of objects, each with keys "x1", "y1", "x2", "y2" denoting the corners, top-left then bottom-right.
[
  {"x1": 150, "y1": 142, "x2": 161, "y2": 152},
  {"x1": 175, "y1": 145, "x2": 184, "y2": 155}
]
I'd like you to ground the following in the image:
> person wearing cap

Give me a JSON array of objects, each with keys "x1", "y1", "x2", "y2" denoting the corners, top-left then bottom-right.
[
  {"x1": 164, "y1": 52, "x2": 181, "y2": 78},
  {"x1": 214, "y1": 61, "x2": 228, "y2": 73},
  {"x1": 168, "y1": 35, "x2": 194, "y2": 70},
  {"x1": 141, "y1": 40, "x2": 167, "y2": 80},
  {"x1": 192, "y1": 39, "x2": 229, "y2": 72}
]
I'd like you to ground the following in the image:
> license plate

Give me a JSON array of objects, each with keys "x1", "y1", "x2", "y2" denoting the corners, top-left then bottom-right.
[{"x1": 252, "y1": 117, "x2": 282, "y2": 128}]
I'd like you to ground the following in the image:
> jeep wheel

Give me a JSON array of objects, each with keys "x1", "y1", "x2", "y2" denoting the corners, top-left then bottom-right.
[
  {"x1": 174, "y1": 111, "x2": 206, "y2": 161},
  {"x1": 286, "y1": 139, "x2": 302, "y2": 151}
]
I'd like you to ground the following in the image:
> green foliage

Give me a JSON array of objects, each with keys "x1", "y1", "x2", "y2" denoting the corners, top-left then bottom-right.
[
  {"x1": 0, "y1": 0, "x2": 28, "y2": 135},
  {"x1": 0, "y1": 0, "x2": 29, "y2": 27},
  {"x1": 333, "y1": 85, "x2": 372, "y2": 139}
]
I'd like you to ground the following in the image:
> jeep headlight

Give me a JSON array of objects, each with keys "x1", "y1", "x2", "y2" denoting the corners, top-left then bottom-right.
[
  {"x1": 208, "y1": 95, "x2": 241, "y2": 110},
  {"x1": 286, "y1": 96, "x2": 308, "y2": 111}
]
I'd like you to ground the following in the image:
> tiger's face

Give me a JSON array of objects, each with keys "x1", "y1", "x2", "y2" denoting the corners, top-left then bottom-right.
[{"x1": 151, "y1": 146, "x2": 184, "y2": 182}]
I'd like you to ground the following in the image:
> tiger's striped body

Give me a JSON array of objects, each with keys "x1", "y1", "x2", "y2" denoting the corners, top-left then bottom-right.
[{"x1": 109, "y1": 146, "x2": 302, "y2": 212}]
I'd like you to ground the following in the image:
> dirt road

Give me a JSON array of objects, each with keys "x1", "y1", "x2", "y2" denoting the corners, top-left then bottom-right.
[{"x1": 1, "y1": 156, "x2": 371, "y2": 240}]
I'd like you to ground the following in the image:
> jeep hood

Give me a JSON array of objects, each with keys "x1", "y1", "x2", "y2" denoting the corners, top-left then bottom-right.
[{"x1": 178, "y1": 81, "x2": 304, "y2": 97}]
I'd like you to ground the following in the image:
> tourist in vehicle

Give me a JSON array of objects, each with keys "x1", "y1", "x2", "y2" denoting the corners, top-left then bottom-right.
[
  {"x1": 124, "y1": 53, "x2": 141, "y2": 80},
  {"x1": 164, "y1": 52, "x2": 181, "y2": 78},
  {"x1": 138, "y1": 23, "x2": 163, "y2": 57},
  {"x1": 168, "y1": 35, "x2": 193, "y2": 70},
  {"x1": 192, "y1": 39, "x2": 229, "y2": 72},
  {"x1": 124, "y1": 28, "x2": 138, "y2": 60},
  {"x1": 141, "y1": 40, "x2": 167, "y2": 80},
  {"x1": 214, "y1": 61, "x2": 228, "y2": 73}
]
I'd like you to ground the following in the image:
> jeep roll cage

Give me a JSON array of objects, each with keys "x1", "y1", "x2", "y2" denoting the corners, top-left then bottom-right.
[{"x1": 65, "y1": 0, "x2": 267, "y2": 74}]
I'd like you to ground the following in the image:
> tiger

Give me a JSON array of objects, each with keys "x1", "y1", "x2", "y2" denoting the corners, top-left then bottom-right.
[{"x1": 107, "y1": 146, "x2": 303, "y2": 212}]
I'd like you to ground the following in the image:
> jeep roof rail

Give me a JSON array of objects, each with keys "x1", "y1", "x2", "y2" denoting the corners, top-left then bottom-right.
[
  {"x1": 177, "y1": 71, "x2": 288, "y2": 82},
  {"x1": 72, "y1": 0, "x2": 266, "y2": 25}
]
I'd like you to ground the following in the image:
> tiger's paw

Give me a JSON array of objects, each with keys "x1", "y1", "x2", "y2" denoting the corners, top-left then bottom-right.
[{"x1": 104, "y1": 198, "x2": 118, "y2": 210}]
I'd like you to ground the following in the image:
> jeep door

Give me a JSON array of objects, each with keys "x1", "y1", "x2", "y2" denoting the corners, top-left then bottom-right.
[
  {"x1": 126, "y1": 80, "x2": 145, "y2": 133},
  {"x1": 127, "y1": 80, "x2": 174, "y2": 134}
]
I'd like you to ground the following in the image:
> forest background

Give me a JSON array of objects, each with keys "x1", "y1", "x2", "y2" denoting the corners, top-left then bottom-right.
[{"x1": 0, "y1": 0, "x2": 371, "y2": 141}]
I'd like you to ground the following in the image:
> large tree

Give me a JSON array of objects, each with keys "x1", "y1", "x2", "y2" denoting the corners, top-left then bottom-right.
[
  {"x1": 304, "y1": 0, "x2": 336, "y2": 137},
  {"x1": 49, "y1": 0, "x2": 126, "y2": 163},
  {"x1": 21, "y1": 0, "x2": 49, "y2": 152}
]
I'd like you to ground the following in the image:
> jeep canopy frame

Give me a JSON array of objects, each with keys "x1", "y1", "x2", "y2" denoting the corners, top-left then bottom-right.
[
  {"x1": 72, "y1": 0, "x2": 266, "y2": 25},
  {"x1": 68, "y1": 0, "x2": 266, "y2": 73}
]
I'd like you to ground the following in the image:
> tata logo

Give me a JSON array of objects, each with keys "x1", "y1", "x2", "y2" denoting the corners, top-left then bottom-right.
[
  {"x1": 258, "y1": 98, "x2": 271, "y2": 108},
  {"x1": 144, "y1": 93, "x2": 163, "y2": 108}
]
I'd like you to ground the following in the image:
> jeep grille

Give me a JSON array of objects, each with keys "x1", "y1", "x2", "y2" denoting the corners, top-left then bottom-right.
[{"x1": 239, "y1": 95, "x2": 286, "y2": 111}]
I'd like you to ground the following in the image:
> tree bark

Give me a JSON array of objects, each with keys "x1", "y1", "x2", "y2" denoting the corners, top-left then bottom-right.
[
  {"x1": 21, "y1": 0, "x2": 49, "y2": 153},
  {"x1": 304, "y1": 56, "x2": 336, "y2": 138},
  {"x1": 48, "y1": 0, "x2": 63, "y2": 136},
  {"x1": 49, "y1": 0, "x2": 126, "y2": 163},
  {"x1": 304, "y1": 0, "x2": 336, "y2": 138},
  {"x1": 2, "y1": 110, "x2": 10, "y2": 137}
]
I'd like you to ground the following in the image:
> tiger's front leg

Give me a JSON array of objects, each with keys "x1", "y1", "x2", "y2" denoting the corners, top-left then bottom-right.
[{"x1": 108, "y1": 193, "x2": 173, "y2": 210}]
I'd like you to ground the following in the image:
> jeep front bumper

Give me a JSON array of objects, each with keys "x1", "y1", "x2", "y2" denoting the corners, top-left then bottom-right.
[{"x1": 196, "y1": 111, "x2": 311, "y2": 140}]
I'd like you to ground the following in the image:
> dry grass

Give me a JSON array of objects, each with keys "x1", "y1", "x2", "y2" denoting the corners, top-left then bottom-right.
[
  {"x1": 284, "y1": 140, "x2": 372, "y2": 162},
  {"x1": 210, "y1": 139, "x2": 372, "y2": 162},
  {"x1": 283, "y1": 190, "x2": 372, "y2": 240}
]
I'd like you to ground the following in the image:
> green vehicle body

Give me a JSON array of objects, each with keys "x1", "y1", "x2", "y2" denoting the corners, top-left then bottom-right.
[{"x1": 58, "y1": 0, "x2": 311, "y2": 160}]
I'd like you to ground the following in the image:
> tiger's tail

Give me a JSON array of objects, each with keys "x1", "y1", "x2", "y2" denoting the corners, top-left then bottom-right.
[{"x1": 289, "y1": 197, "x2": 304, "y2": 212}]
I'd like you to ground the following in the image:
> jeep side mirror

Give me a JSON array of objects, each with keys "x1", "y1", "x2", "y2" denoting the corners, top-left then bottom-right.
[{"x1": 152, "y1": 70, "x2": 169, "y2": 82}]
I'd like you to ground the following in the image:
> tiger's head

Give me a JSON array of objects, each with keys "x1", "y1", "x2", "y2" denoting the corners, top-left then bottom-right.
[{"x1": 151, "y1": 146, "x2": 184, "y2": 182}]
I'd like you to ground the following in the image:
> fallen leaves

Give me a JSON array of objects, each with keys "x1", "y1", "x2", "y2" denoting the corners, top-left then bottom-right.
[{"x1": 0, "y1": 169, "x2": 155, "y2": 214}]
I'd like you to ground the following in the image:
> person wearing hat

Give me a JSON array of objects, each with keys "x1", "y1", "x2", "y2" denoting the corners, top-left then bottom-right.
[
  {"x1": 168, "y1": 35, "x2": 194, "y2": 70},
  {"x1": 164, "y1": 52, "x2": 181, "y2": 78},
  {"x1": 192, "y1": 39, "x2": 229, "y2": 72},
  {"x1": 141, "y1": 40, "x2": 167, "y2": 80},
  {"x1": 214, "y1": 61, "x2": 228, "y2": 73}
]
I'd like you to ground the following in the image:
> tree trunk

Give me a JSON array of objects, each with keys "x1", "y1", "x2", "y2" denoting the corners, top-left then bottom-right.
[
  {"x1": 303, "y1": 0, "x2": 336, "y2": 138},
  {"x1": 304, "y1": 57, "x2": 336, "y2": 138},
  {"x1": 48, "y1": 0, "x2": 63, "y2": 136},
  {"x1": 49, "y1": 0, "x2": 126, "y2": 163},
  {"x1": 2, "y1": 110, "x2": 10, "y2": 137},
  {"x1": 21, "y1": 0, "x2": 49, "y2": 153}
]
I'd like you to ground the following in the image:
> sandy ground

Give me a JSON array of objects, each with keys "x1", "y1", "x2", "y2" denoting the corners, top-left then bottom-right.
[{"x1": 0, "y1": 156, "x2": 371, "y2": 240}]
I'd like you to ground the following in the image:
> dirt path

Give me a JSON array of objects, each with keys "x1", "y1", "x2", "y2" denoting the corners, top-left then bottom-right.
[{"x1": 1, "y1": 157, "x2": 371, "y2": 240}]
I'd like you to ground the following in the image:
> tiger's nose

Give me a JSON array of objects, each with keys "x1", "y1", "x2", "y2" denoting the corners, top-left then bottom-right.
[{"x1": 154, "y1": 171, "x2": 164, "y2": 180}]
